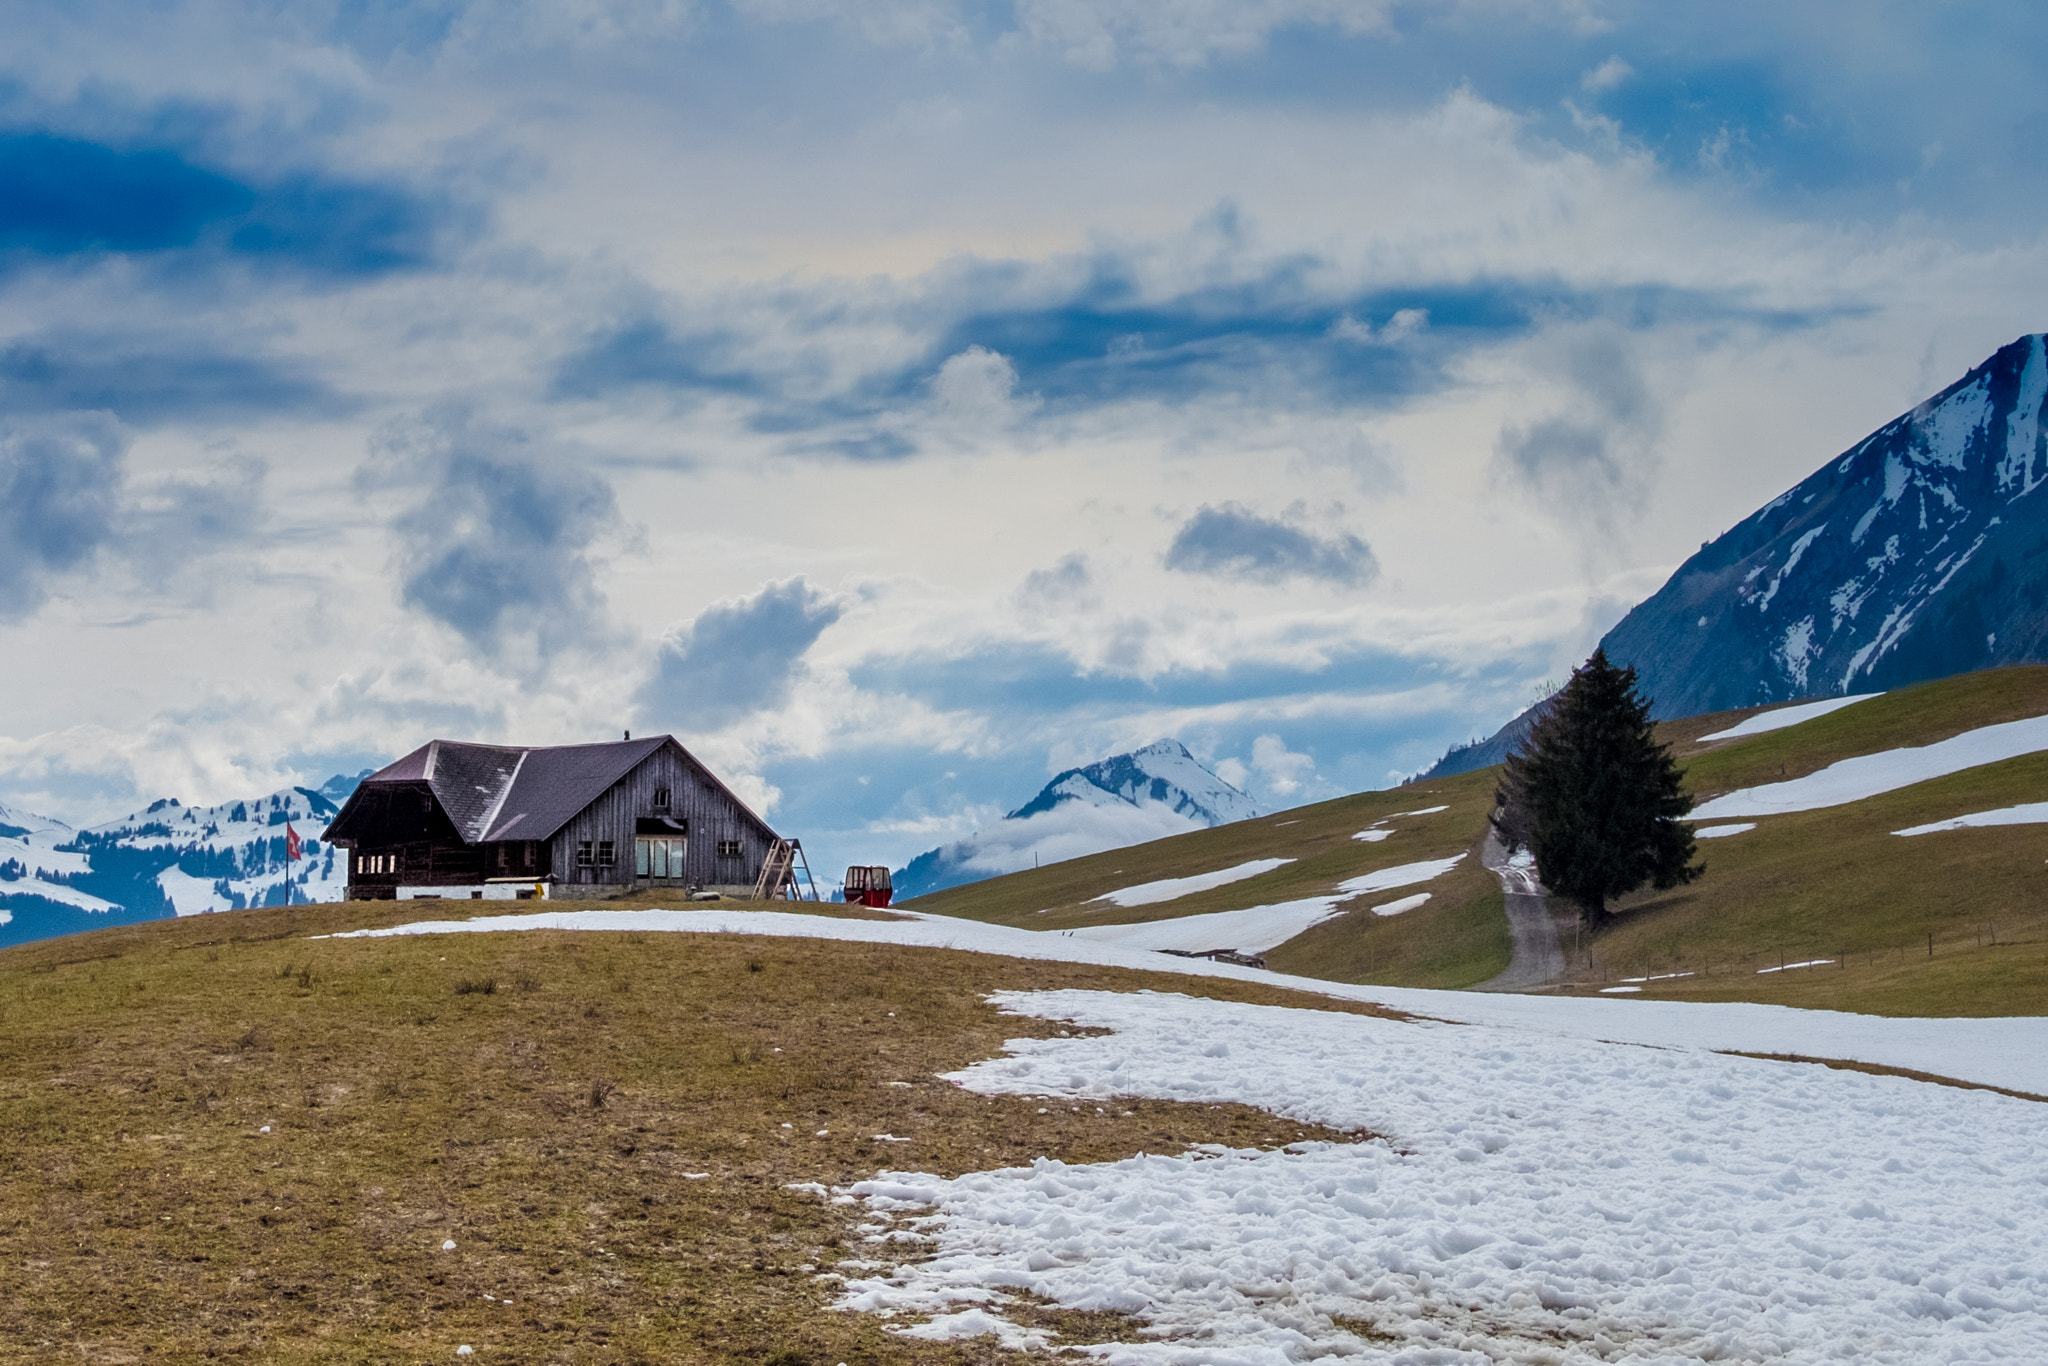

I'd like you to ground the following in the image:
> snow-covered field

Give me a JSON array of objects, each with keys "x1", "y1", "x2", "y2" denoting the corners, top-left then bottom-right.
[
  {"x1": 826, "y1": 989, "x2": 2048, "y2": 1363},
  {"x1": 331, "y1": 904, "x2": 2048, "y2": 1359},
  {"x1": 1692, "y1": 712, "x2": 2048, "y2": 819}
]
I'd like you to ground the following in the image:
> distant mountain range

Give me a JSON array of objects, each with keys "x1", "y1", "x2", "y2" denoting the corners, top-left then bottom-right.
[
  {"x1": 894, "y1": 739, "x2": 1260, "y2": 900},
  {"x1": 0, "y1": 773, "x2": 367, "y2": 948},
  {"x1": 1428, "y1": 332, "x2": 2048, "y2": 778}
]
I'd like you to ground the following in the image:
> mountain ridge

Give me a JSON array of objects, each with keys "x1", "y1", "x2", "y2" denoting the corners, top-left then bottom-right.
[
  {"x1": 1424, "y1": 332, "x2": 2048, "y2": 778},
  {"x1": 895, "y1": 739, "x2": 1260, "y2": 900}
]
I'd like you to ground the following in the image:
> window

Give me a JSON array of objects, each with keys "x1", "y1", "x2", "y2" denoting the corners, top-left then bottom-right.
[
  {"x1": 577, "y1": 841, "x2": 594, "y2": 867},
  {"x1": 652, "y1": 786, "x2": 670, "y2": 810},
  {"x1": 716, "y1": 839, "x2": 743, "y2": 859},
  {"x1": 496, "y1": 844, "x2": 511, "y2": 870},
  {"x1": 636, "y1": 836, "x2": 685, "y2": 878},
  {"x1": 597, "y1": 840, "x2": 616, "y2": 867}
]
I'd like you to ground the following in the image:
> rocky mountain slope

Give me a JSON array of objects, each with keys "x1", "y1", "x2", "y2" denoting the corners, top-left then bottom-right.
[
  {"x1": 0, "y1": 774, "x2": 365, "y2": 948},
  {"x1": 1613, "y1": 332, "x2": 2048, "y2": 718},
  {"x1": 1428, "y1": 333, "x2": 2048, "y2": 777},
  {"x1": 894, "y1": 739, "x2": 1259, "y2": 900}
]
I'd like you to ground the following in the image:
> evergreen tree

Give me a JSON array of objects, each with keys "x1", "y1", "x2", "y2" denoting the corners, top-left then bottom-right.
[{"x1": 1492, "y1": 649, "x2": 1700, "y2": 926}]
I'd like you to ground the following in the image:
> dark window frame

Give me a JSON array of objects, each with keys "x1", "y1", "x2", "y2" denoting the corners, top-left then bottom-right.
[
  {"x1": 652, "y1": 786, "x2": 671, "y2": 810},
  {"x1": 597, "y1": 840, "x2": 616, "y2": 867},
  {"x1": 716, "y1": 839, "x2": 743, "y2": 859},
  {"x1": 577, "y1": 840, "x2": 594, "y2": 867}
]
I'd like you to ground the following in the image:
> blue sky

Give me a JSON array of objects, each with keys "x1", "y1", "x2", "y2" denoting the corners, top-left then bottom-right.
[{"x1": 1, "y1": 0, "x2": 2045, "y2": 879}]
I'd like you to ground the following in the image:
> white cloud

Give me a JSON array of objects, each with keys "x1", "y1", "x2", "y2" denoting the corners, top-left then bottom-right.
[{"x1": 1579, "y1": 55, "x2": 1632, "y2": 93}]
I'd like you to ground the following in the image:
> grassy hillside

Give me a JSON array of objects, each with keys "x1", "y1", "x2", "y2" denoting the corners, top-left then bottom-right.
[
  {"x1": 0, "y1": 900, "x2": 1395, "y2": 1364},
  {"x1": 906, "y1": 665, "x2": 2048, "y2": 1015},
  {"x1": 905, "y1": 765, "x2": 1509, "y2": 990}
]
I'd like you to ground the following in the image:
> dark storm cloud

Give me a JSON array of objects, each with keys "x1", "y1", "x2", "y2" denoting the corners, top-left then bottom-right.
[
  {"x1": 376, "y1": 410, "x2": 618, "y2": 660},
  {"x1": 637, "y1": 578, "x2": 843, "y2": 729},
  {"x1": 0, "y1": 414, "x2": 126, "y2": 617},
  {"x1": 1165, "y1": 504, "x2": 1378, "y2": 586},
  {"x1": 0, "y1": 131, "x2": 454, "y2": 278}
]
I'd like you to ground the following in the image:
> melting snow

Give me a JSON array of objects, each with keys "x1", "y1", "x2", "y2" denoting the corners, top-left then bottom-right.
[
  {"x1": 1692, "y1": 711, "x2": 2048, "y2": 819},
  {"x1": 1092, "y1": 858, "x2": 1294, "y2": 908},
  {"x1": 1694, "y1": 823, "x2": 1756, "y2": 839},
  {"x1": 1370, "y1": 892, "x2": 1430, "y2": 917},
  {"x1": 819, "y1": 989, "x2": 2048, "y2": 1362},
  {"x1": 1696, "y1": 692, "x2": 1883, "y2": 742},
  {"x1": 1895, "y1": 801, "x2": 2048, "y2": 836}
]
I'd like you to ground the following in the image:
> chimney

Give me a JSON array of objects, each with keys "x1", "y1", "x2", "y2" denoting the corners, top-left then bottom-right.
[{"x1": 624, "y1": 730, "x2": 631, "y2": 741}]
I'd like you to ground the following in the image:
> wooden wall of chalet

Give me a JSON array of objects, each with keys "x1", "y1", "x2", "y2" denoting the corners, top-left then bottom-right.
[
  {"x1": 550, "y1": 741, "x2": 777, "y2": 889},
  {"x1": 341, "y1": 781, "x2": 485, "y2": 897}
]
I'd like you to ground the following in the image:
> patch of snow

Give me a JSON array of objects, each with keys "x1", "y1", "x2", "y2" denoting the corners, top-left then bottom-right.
[
  {"x1": 1395, "y1": 805, "x2": 1449, "y2": 816},
  {"x1": 1694, "y1": 823, "x2": 1756, "y2": 839},
  {"x1": 1692, "y1": 711, "x2": 2048, "y2": 819},
  {"x1": 1599, "y1": 985, "x2": 1641, "y2": 993},
  {"x1": 1895, "y1": 801, "x2": 2048, "y2": 836},
  {"x1": 1091, "y1": 858, "x2": 1293, "y2": 908},
  {"x1": 1755, "y1": 524, "x2": 1829, "y2": 612},
  {"x1": 1370, "y1": 892, "x2": 1430, "y2": 917},
  {"x1": 824, "y1": 989, "x2": 2048, "y2": 1361},
  {"x1": 1350, "y1": 828, "x2": 1392, "y2": 842},
  {"x1": 1757, "y1": 959, "x2": 1836, "y2": 974},
  {"x1": 1697, "y1": 692, "x2": 1883, "y2": 742}
]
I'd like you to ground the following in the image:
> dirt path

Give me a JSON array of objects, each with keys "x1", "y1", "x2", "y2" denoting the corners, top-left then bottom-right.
[{"x1": 1473, "y1": 830, "x2": 1566, "y2": 992}]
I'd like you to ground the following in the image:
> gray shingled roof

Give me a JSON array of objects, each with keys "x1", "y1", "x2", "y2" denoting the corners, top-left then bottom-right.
[{"x1": 352, "y1": 736, "x2": 671, "y2": 844}]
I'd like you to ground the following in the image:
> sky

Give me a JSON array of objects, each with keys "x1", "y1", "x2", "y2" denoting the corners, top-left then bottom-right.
[{"x1": 1, "y1": 0, "x2": 2046, "y2": 878}]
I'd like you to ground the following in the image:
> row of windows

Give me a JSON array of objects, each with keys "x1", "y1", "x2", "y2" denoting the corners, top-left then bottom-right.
[{"x1": 358, "y1": 836, "x2": 750, "y2": 876}]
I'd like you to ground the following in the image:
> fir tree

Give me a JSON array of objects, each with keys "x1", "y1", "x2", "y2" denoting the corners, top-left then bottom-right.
[{"x1": 1492, "y1": 649, "x2": 1700, "y2": 927}]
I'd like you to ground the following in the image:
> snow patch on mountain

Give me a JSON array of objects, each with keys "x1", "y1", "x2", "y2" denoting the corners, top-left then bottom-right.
[
  {"x1": 0, "y1": 771, "x2": 371, "y2": 947},
  {"x1": 894, "y1": 741, "x2": 1259, "y2": 900}
]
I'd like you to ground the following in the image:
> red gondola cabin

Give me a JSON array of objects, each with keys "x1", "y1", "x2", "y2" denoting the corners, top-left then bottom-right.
[{"x1": 843, "y1": 865, "x2": 893, "y2": 908}]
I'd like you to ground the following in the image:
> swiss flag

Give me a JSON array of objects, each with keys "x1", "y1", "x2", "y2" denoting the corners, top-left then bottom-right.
[{"x1": 285, "y1": 822, "x2": 303, "y2": 863}]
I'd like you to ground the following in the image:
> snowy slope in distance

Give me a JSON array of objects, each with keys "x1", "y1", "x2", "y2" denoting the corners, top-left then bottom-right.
[
  {"x1": 894, "y1": 740, "x2": 1260, "y2": 900},
  {"x1": 0, "y1": 771, "x2": 368, "y2": 948}
]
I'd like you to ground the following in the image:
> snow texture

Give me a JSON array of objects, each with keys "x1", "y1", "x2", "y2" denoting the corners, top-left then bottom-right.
[
  {"x1": 1093, "y1": 858, "x2": 1294, "y2": 908},
  {"x1": 1694, "y1": 823, "x2": 1756, "y2": 839},
  {"x1": 1370, "y1": 892, "x2": 1430, "y2": 916},
  {"x1": 1691, "y1": 711, "x2": 2048, "y2": 820},
  {"x1": 1071, "y1": 856, "x2": 1464, "y2": 954},
  {"x1": 823, "y1": 989, "x2": 2048, "y2": 1363},
  {"x1": 1894, "y1": 801, "x2": 2048, "y2": 836},
  {"x1": 325, "y1": 905, "x2": 2048, "y2": 1095},
  {"x1": 1695, "y1": 693, "x2": 1883, "y2": 742}
]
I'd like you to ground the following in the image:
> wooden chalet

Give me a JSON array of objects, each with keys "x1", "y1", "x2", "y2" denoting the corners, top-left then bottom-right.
[{"x1": 325, "y1": 735, "x2": 782, "y2": 899}]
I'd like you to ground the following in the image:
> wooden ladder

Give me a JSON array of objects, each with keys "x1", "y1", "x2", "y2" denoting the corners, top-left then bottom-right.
[{"x1": 752, "y1": 840, "x2": 795, "y2": 901}]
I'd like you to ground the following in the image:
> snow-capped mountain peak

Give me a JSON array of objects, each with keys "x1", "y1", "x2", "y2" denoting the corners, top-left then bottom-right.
[
  {"x1": 894, "y1": 739, "x2": 1258, "y2": 900},
  {"x1": 1007, "y1": 739, "x2": 1263, "y2": 825}
]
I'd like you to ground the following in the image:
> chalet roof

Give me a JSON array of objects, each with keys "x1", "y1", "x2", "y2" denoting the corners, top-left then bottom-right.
[{"x1": 350, "y1": 736, "x2": 674, "y2": 844}]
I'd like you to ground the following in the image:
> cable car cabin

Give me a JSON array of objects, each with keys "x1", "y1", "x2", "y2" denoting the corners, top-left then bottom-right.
[
  {"x1": 843, "y1": 865, "x2": 893, "y2": 908},
  {"x1": 325, "y1": 735, "x2": 782, "y2": 900}
]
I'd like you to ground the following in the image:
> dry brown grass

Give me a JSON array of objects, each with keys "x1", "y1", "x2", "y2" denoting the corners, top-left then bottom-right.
[{"x1": 0, "y1": 901, "x2": 1391, "y2": 1364}]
